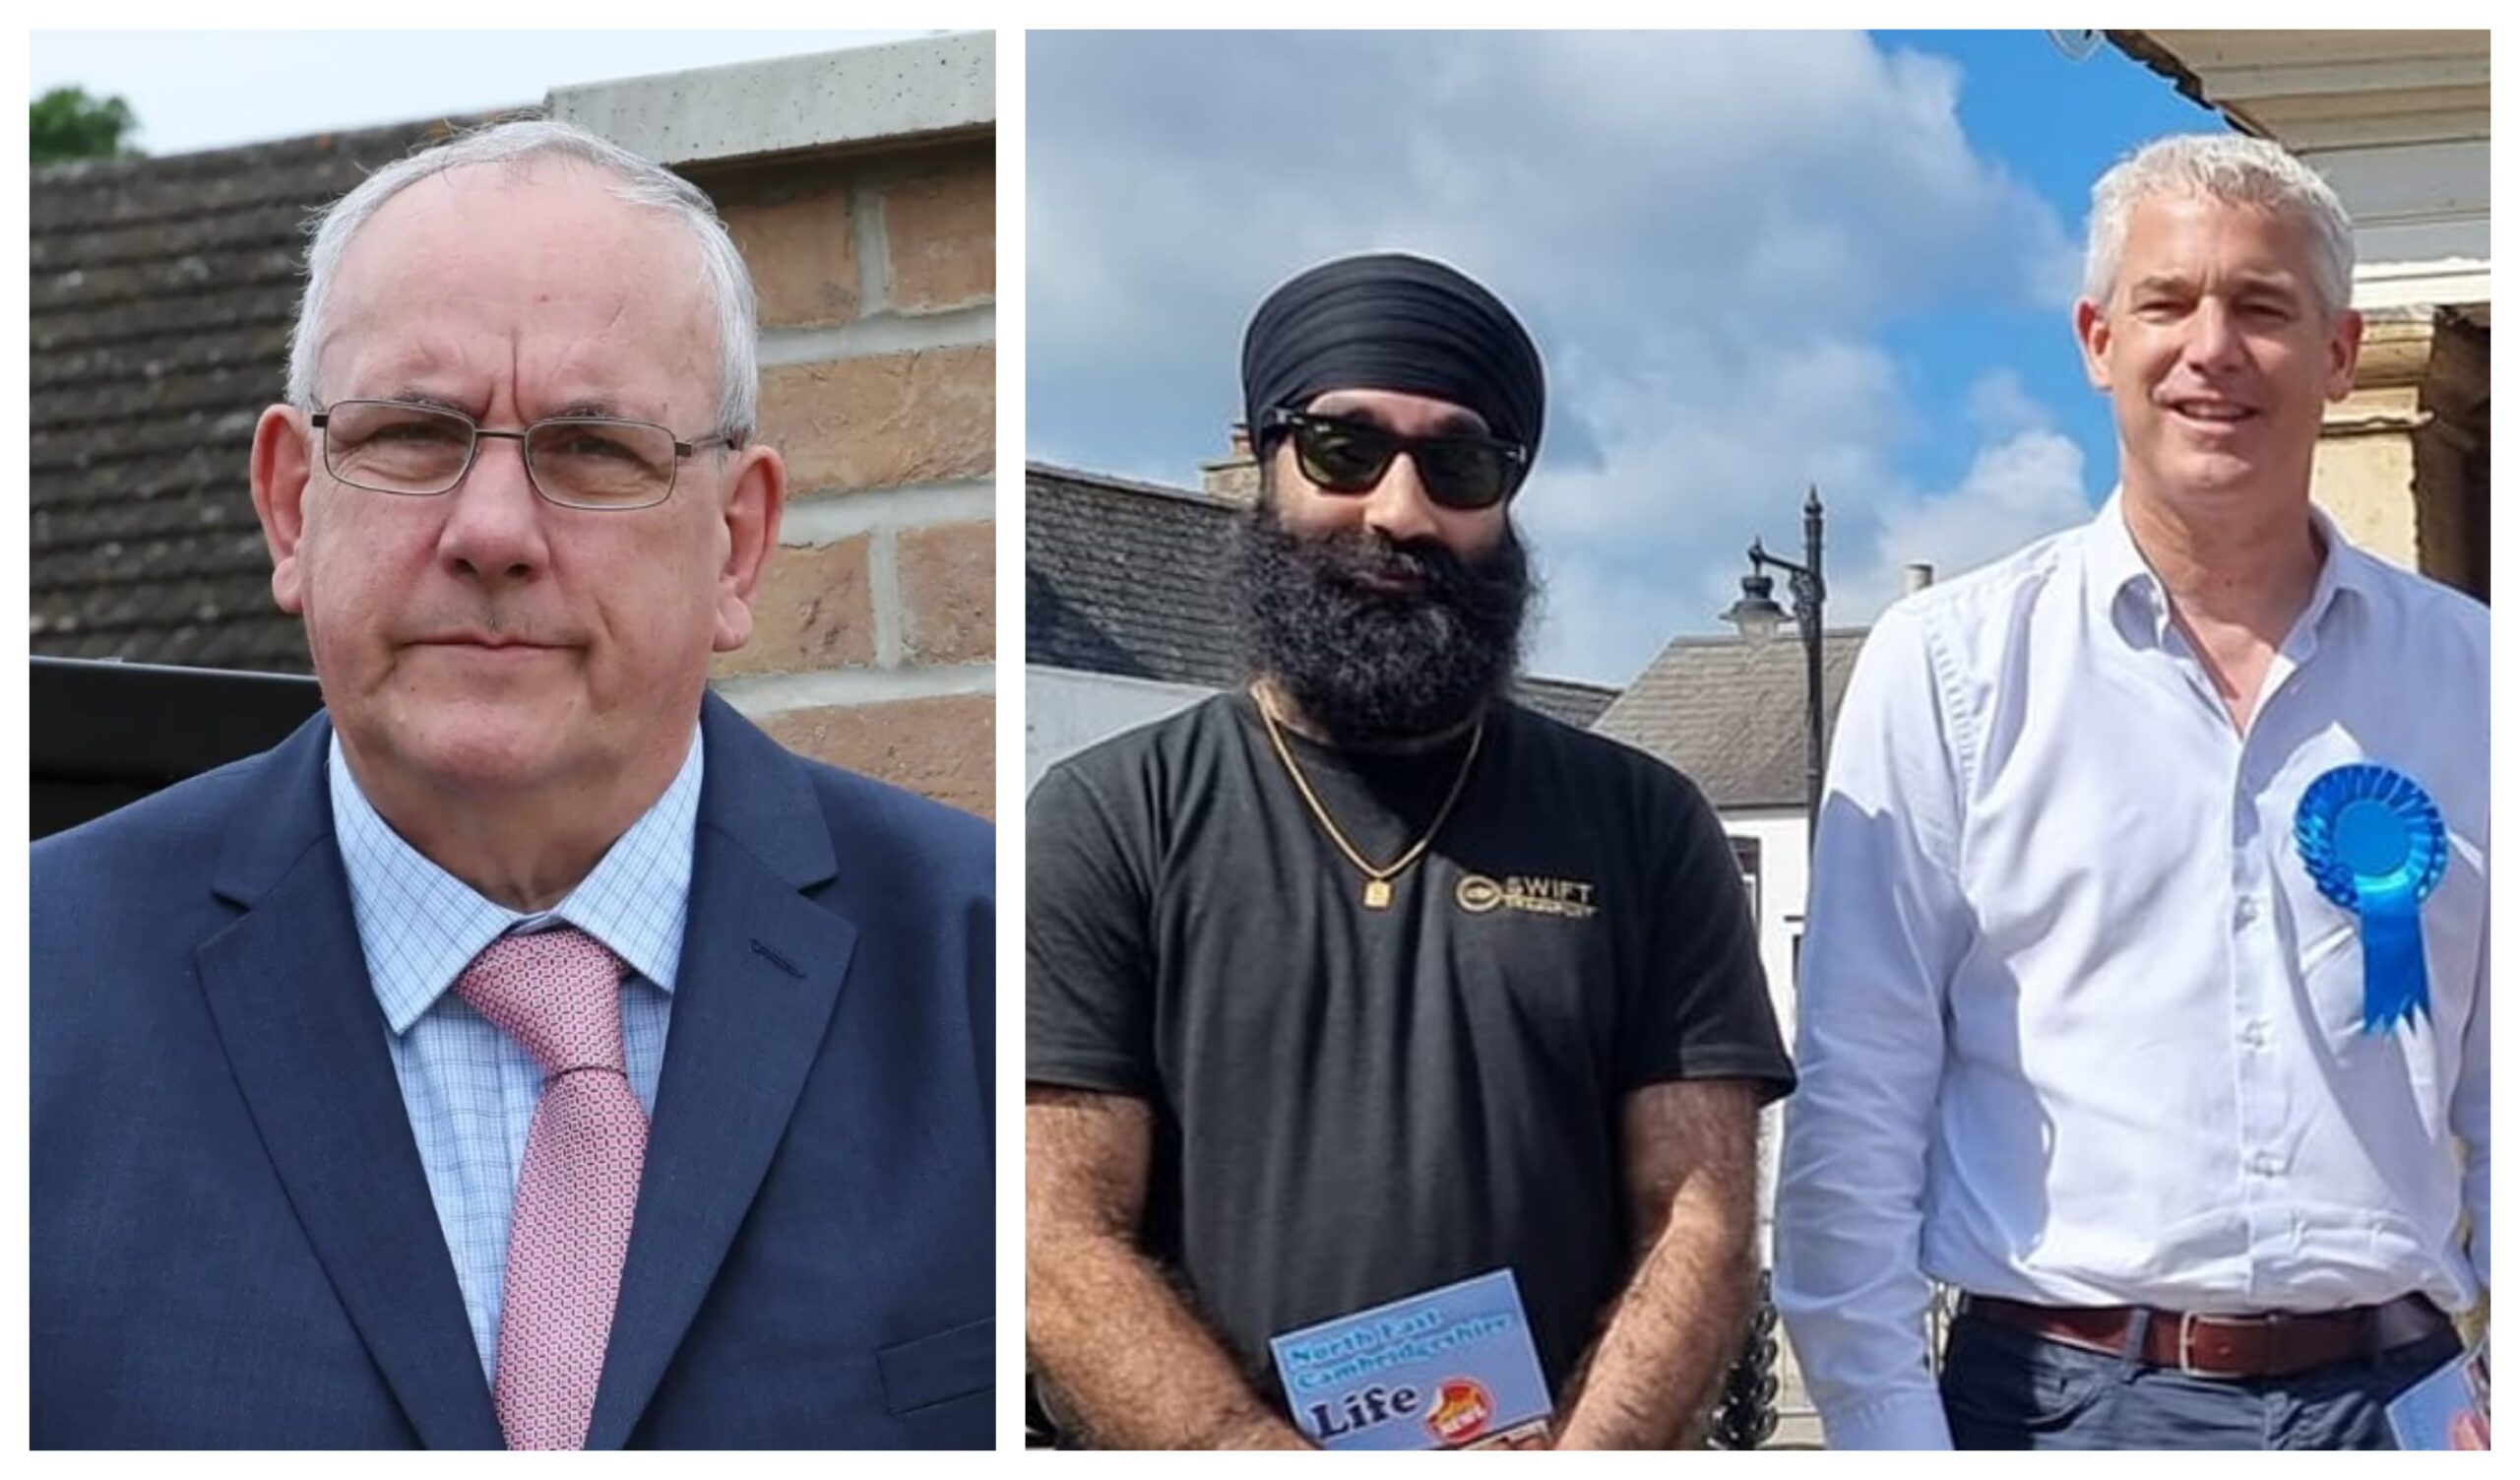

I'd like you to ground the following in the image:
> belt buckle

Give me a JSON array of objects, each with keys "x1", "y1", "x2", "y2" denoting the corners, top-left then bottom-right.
[{"x1": 2175, "y1": 1311, "x2": 2274, "y2": 1378}]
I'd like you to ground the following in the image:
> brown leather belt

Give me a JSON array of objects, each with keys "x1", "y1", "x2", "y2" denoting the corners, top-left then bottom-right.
[{"x1": 1960, "y1": 1293, "x2": 2450, "y2": 1380}]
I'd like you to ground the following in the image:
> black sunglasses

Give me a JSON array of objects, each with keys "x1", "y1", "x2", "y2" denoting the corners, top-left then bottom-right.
[{"x1": 1259, "y1": 408, "x2": 1530, "y2": 511}]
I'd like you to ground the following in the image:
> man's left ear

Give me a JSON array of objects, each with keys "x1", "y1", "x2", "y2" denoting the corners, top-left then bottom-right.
[
  {"x1": 712, "y1": 443, "x2": 787, "y2": 654},
  {"x1": 2326, "y1": 307, "x2": 2365, "y2": 402}
]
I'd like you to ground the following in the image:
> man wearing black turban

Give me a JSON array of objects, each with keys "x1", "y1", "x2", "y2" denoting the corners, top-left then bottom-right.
[{"x1": 1027, "y1": 253, "x2": 1794, "y2": 1449}]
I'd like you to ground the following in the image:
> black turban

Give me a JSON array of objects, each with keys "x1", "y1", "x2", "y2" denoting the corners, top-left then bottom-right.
[{"x1": 1240, "y1": 252, "x2": 1545, "y2": 460}]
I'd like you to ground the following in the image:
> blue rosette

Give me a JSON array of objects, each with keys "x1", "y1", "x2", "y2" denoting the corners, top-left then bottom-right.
[{"x1": 2294, "y1": 763, "x2": 2448, "y2": 1033}]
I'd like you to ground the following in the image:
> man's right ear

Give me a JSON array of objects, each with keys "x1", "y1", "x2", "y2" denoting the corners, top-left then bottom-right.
[
  {"x1": 249, "y1": 405, "x2": 313, "y2": 615},
  {"x1": 2072, "y1": 298, "x2": 2115, "y2": 393}
]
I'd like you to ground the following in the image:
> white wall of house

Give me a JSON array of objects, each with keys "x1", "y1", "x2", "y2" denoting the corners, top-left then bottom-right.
[
  {"x1": 1025, "y1": 666, "x2": 1215, "y2": 791},
  {"x1": 1719, "y1": 802, "x2": 1818, "y2": 1419},
  {"x1": 1718, "y1": 805, "x2": 1812, "y2": 1049},
  {"x1": 1711, "y1": 804, "x2": 1810, "y2": 1260}
]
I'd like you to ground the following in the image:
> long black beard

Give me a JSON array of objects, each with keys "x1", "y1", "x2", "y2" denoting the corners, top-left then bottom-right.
[{"x1": 1234, "y1": 494, "x2": 1535, "y2": 745}]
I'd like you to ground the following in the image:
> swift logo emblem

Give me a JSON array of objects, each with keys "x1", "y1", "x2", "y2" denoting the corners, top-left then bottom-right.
[{"x1": 1455, "y1": 872, "x2": 1598, "y2": 920}]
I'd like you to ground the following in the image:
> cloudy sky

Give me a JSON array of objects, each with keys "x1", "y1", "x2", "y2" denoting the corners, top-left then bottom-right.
[{"x1": 1028, "y1": 31, "x2": 2222, "y2": 685}]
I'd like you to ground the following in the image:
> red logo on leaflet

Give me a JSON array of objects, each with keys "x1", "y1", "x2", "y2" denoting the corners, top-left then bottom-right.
[{"x1": 1425, "y1": 1378, "x2": 1494, "y2": 1445}]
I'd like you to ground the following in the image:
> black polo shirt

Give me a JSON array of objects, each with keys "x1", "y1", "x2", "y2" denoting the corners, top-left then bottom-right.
[{"x1": 1027, "y1": 692, "x2": 1795, "y2": 1401}]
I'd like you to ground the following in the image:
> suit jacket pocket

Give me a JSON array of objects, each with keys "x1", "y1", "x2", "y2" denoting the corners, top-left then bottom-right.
[{"x1": 878, "y1": 1317, "x2": 994, "y2": 1415}]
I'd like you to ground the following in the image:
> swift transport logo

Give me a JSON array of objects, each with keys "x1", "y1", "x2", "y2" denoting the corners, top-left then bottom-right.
[{"x1": 1454, "y1": 872, "x2": 1598, "y2": 920}]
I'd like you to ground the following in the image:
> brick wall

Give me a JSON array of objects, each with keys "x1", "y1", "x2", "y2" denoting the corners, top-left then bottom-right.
[{"x1": 559, "y1": 36, "x2": 997, "y2": 819}]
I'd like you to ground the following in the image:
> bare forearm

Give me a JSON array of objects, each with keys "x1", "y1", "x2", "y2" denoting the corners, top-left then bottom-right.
[
  {"x1": 1026, "y1": 1234, "x2": 1306, "y2": 1448},
  {"x1": 1554, "y1": 1078, "x2": 1765, "y2": 1449},
  {"x1": 1027, "y1": 1086, "x2": 1304, "y2": 1448},
  {"x1": 1555, "y1": 1187, "x2": 1756, "y2": 1448}
]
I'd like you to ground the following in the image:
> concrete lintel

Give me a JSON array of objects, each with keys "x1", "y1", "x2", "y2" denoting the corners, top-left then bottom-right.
[
  {"x1": 714, "y1": 662, "x2": 994, "y2": 715},
  {"x1": 550, "y1": 32, "x2": 993, "y2": 168},
  {"x1": 2353, "y1": 259, "x2": 2491, "y2": 315},
  {"x1": 759, "y1": 303, "x2": 994, "y2": 366},
  {"x1": 782, "y1": 480, "x2": 995, "y2": 545}
]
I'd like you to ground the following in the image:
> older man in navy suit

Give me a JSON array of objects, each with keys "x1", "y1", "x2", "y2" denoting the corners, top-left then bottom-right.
[{"x1": 31, "y1": 119, "x2": 993, "y2": 1448}]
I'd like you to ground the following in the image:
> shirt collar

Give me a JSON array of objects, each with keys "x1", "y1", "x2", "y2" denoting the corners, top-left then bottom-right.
[
  {"x1": 2298, "y1": 498, "x2": 2372, "y2": 632},
  {"x1": 2085, "y1": 486, "x2": 2365, "y2": 650},
  {"x1": 2086, "y1": 487, "x2": 2160, "y2": 641},
  {"x1": 330, "y1": 725, "x2": 705, "y2": 1034}
]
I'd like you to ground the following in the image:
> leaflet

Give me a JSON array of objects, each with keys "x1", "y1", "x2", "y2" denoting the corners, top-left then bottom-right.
[
  {"x1": 2387, "y1": 1334, "x2": 2488, "y2": 1450},
  {"x1": 1270, "y1": 1267, "x2": 1551, "y2": 1450}
]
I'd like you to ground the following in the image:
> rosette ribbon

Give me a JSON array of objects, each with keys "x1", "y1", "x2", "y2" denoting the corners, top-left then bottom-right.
[{"x1": 2293, "y1": 763, "x2": 2448, "y2": 1033}]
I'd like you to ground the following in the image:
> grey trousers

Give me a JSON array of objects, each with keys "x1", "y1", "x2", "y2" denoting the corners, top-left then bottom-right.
[{"x1": 1939, "y1": 1308, "x2": 2465, "y2": 1449}]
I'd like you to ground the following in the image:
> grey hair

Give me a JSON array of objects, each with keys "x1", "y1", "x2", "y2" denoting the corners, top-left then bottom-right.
[
  {"x1": 2084, "y1": 133, "x2": 2357, "y2": 320},
  {"x1": 285, "y1": 117, "x2": 758, "y2": 440}
]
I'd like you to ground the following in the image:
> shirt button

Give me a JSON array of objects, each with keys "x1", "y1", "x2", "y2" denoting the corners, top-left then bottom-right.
[
  {"x1": 2240, "y1": 1021, "x2": 2269, "y2": 1050},
  {"x1": 2235, "y1": 895, "x2": 2261, "y2": 927},
  {"x1": 2250, "y1": 1153, "x2": 2283, "y2": 1177}
]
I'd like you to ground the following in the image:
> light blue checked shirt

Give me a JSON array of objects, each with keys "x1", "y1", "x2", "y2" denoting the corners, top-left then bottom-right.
[{"x1": 329, "y1": 726, "x2": 703, "y2": 1381}]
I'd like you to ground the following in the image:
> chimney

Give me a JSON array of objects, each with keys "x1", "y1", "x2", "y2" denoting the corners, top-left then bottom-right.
[
  {"x1": 1903, "y1": 561, "x2": 1935, "y2": 595},
  {"x1": 1199, "y1": 422, "x2": 1262, "y2": 505}
]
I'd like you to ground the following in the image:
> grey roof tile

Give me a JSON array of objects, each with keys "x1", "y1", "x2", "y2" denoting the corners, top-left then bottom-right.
[
  {"x1": 1593, "y1": 628, "x2": 1867, "y2": 809},
  {"x1": 1513, "y1": 674, "x2": 1620, "y2": 730},
  {"x1": 1025, "y1": 463, "x2": 1247, "y2": 687},
  {"x1": 29, "y1": 113, "x2": 514, "y2": 674}
]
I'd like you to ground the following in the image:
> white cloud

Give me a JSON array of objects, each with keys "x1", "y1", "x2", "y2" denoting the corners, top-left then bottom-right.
[
  {"x1": 1834, "y1": 426, "x2": 2095, "y2": 623},
  {"x1": 1964, "y1": 367, "x2": 2053, "y2": 436}
]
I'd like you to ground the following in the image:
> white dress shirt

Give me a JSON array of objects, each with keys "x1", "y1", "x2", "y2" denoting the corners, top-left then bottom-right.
[
  {"x1": 330, "y1": 725, "x2": 702, "y2": 1379},
  {"x1": 1774, "y1": 493, "x2": 2488, "y2": 1450}
]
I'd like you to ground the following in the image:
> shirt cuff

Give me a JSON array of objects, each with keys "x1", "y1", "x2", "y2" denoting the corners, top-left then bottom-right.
[{"x1": 1821, "y1": 1385, "x2": 1953, "y2": 1450}]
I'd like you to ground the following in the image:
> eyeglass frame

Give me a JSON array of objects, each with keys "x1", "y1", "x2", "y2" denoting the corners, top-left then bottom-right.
[
  {"x1": 308, "y1": 398, "x2": 744, "y2": 511},
  {"x1": 1255, "y1": 406, "x2": 1532, "y2": 510}
]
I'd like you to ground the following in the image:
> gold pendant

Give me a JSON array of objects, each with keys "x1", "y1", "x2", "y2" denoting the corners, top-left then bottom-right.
[{"x1": 1362, "y1": 878, "x2": 1394, "y2": 910}]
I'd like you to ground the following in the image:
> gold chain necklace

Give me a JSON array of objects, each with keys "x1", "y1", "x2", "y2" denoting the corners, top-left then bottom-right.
[{"x1": 1253, "y1": 687, "x2": 1485, "y2": 910}]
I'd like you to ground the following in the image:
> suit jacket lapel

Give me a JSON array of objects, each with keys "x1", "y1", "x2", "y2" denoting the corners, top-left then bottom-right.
[
  {"x1": 194, "y1": 714, "x2": 501, "y2": 1449},
  {"x1": 587, "y1": 696, "x2": 857, "y2": 1449}
]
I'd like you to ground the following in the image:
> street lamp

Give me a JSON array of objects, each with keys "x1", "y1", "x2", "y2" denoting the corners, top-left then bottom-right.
[
  {"x1": 1722, "y1": 486, "x2": 1827, "y2": 848},
  {"x1": 1713, "y1": 489, "x2": 1828, "y2": 1449}
]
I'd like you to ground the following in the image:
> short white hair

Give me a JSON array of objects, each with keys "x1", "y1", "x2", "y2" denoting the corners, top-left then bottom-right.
[
  {"x1": 285, "y1": 117, "x2": 758, "y2": 440},
  {"x1": 2083, "y1": 133, "x2": 2357, "y2": 320}
]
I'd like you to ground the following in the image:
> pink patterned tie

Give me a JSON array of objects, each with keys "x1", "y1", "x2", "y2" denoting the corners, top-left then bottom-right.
[{"x1": 456, "y1": 928, "x2": 645, "y2": 1450}]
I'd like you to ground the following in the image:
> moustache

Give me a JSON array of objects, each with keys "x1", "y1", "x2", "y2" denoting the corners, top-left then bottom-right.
[{"x1": 1301, "y1": 528, "x2": 1477, "y2": 598}]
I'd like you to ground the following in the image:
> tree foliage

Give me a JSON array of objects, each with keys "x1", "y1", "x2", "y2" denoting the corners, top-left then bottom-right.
[{"x1": 32, "y1": 86, "x2": 142, "y2": 164}]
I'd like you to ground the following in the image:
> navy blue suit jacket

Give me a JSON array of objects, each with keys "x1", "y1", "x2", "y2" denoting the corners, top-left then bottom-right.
[{"x1": 32, "y1": 694, "x2": 994, "y2": 1448}]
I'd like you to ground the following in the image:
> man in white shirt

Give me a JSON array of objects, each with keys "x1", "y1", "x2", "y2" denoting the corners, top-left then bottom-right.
[{"x1": 1774, "y1": 133, "x2": 2487, "y2": 1449}]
